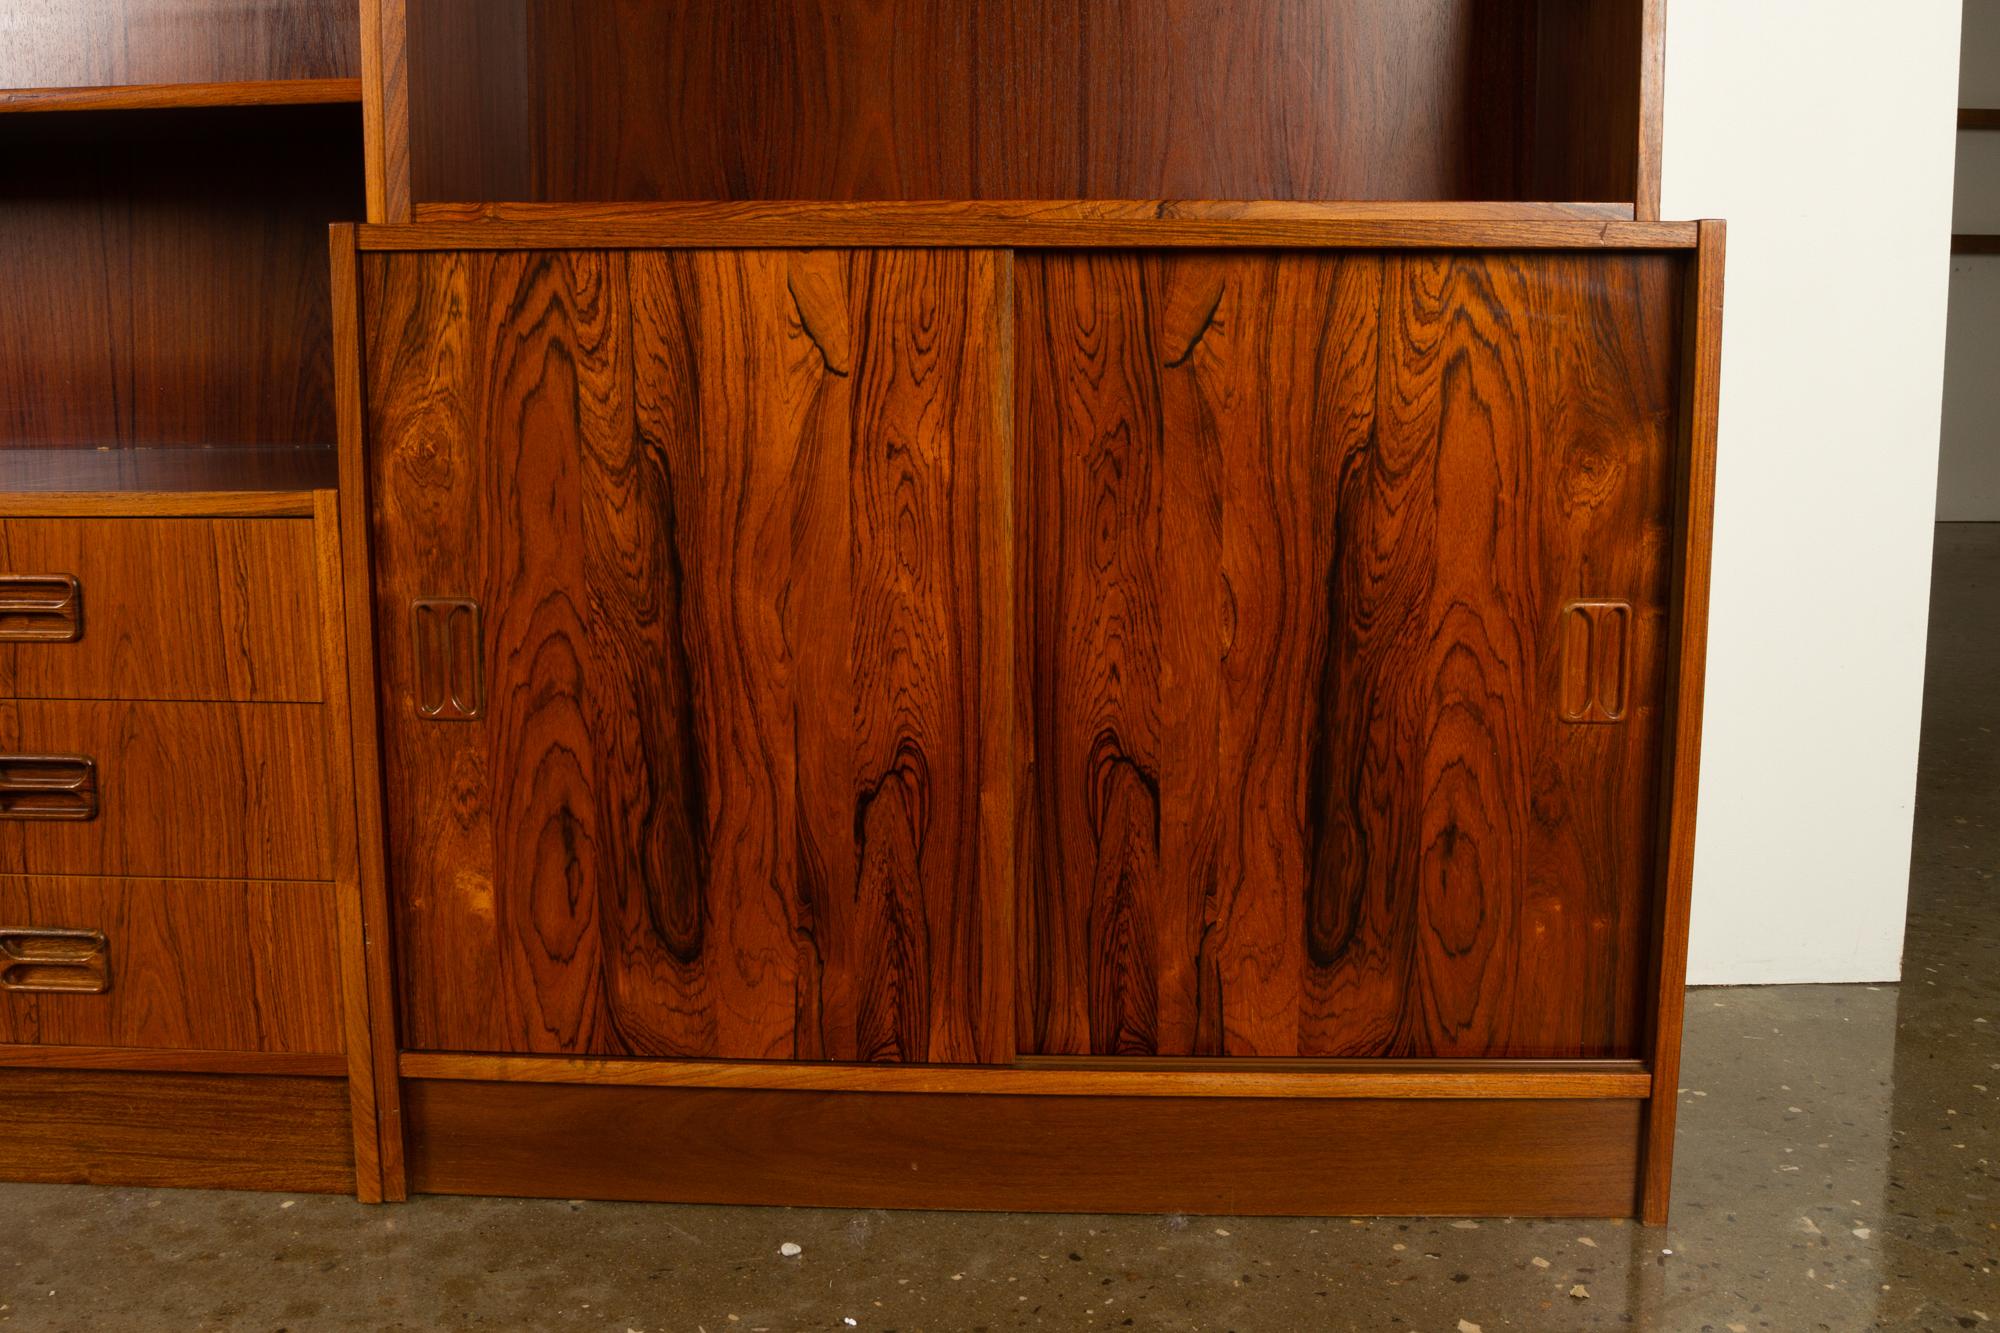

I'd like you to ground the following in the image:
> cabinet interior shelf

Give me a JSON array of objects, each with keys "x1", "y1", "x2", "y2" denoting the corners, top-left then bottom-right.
[
  {"x1": 1952, "y1": 234, "x2": 2000, "y2": 255},
  {"x1": 0, "y1": 447, "x2": 338, "y2": 494},
  {"x1": 0, "y1": 78, "x2": 362, "y2": 114}
]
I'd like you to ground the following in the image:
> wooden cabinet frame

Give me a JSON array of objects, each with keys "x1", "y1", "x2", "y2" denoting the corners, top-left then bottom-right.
[{"x1": 332, "y1": 206, "x2": 1722, "y2": 1221}]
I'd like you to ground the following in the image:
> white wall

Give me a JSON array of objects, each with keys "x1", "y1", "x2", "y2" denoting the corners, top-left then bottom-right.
[
  {"x1": 1661, "y1": 1, "x2": 1961, "y2": 983},
  {"x1": 1939, "y1": 0, "x2": 2000, "y2": 520}
]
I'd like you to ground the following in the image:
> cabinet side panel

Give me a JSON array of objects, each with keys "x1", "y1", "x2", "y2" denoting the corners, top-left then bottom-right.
[
  {"x1": 366, "y1": 248, "x2": 1008, "y2": 1062},
  {"x1": 1021, "y1": 249, "x2": 1680, "y2": 1059}
]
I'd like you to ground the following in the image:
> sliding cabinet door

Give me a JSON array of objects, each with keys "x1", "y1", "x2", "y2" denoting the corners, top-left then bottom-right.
[
  {"x1": 363, "y1": 247, "x2": 1012, "y2": 1063},
  {"x1": 1018, "y1": 249, "x2": 1683, "y2": 1058}
]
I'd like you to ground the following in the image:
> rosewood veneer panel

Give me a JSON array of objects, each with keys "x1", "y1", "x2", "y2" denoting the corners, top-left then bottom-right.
[
  {"x1": 0, "y1": 699, "x2": 332, "y2": 880},
  {"x1": 363, "y1": 248, "x2": 1011, "y2": 1063},
  {"x1": 0, "y1": 876, "x2": 343, "y2": 1053},
  {"x1": 0, "y1": 516, "x2": 322, "y2": 702},
  {"x1": 1018, "y1": 249, "x2": 1682, "y2": 1059}
]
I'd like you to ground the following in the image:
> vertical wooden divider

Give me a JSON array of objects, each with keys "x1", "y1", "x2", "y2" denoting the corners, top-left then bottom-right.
[
  {"x1": 329, "y1": 223, "x2": 408, "y2": 1198},
  {"x1": 1640, "y1": 219, "x2": 1725, "y2": 1223}
]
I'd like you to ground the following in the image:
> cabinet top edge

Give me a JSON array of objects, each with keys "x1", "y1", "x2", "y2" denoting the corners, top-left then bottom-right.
[{"x1": 355, "y1": 201, "x2": 1704, "y2": 252}]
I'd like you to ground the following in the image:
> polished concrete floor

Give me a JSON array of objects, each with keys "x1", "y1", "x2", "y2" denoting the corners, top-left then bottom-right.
[{"x1": 2, "y1": 526, "x2": 1997, "y2": 1332}]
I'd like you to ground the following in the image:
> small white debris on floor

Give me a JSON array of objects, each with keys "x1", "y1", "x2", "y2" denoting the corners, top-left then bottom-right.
[
  {"x1": 778, "y1": 1242, "x2": 802, "y2": 1258},
  {"x1": 1458, "y1": 1320, "x2": 1483, "y2": 1332},
  {"x1": 1531, "y1": 1257, "x2": 1550, "y2": 1269},
  {"x1": 1450, "y1": 1220, "x2": 1480, "y2": 1230},
  {"x1": 1577, "y1": 1237, "x2": 1597, "y2": 1248},
  {"x1": 1800, "y1": 1217, "x2": 1823, "y2": 1236},
  {"x1": 1212, "y1": 1228, "x2": 1230, "y2": 1237},
  {"x1": 1569, "y1": 1284, "x2": 1590, "y2": 1299}
]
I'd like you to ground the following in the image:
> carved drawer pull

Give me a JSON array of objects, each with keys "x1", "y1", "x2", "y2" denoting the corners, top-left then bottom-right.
[
  {"x1": 1559, "y1": 600, "x2": 1632, "y2": 724},
  {"x1": 0, "y1": 574, "x2": 82, "y2": 642},
  {"x1": 412, "y1": 597, "x2": 485, "y2": 720},
  {"x1": 0, "y1": 926, "x2": 110, "y2": 994},
  {"x1": 0, "y1": 754, "x2": 99, "y2": 820}
]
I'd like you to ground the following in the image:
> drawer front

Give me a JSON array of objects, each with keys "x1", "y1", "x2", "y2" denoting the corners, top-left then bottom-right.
[
  {"x1": 0, "y1": 517, "x2": 322, "y2": 702},
  {"x1": 0, "y1": 876, "x2": 342, "y2": 1053},
  {"x1": 0, "y1": 700, "x2": 331, "y2": 880}
]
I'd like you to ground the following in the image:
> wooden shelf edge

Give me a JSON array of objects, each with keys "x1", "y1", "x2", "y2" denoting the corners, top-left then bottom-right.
[
  {"x1": 0, "y1": 491, "x2": 320, "y2": 517},
  {"x1": 0, "y1": 78, "x2": 362, "y2": 114},
  {"x1": 0, "y1": 1045, "x2": 347, "y2": 1076},
  {"x1": 1952, "y1": 234, "x2": 2000, "y2": 255},
  {"x1": 1960, "y1": 108, "x2": 2000, "y2": 131},
  {"x1": 398, "y1": 1052, "x2": 1655, "y2": 1100},
  {"x1": 365, "y1": 202, "x2": 1696, "y2": 252},
  {"x1": 0, "y1": 446, "x2": 339, "y2": 503},
  {"x1": 413, "y1": 199, "x2": 1641, "y2": 225}
]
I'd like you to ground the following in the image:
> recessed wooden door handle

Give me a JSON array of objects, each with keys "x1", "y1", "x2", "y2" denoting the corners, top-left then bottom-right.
[
  {"x1": 0, "y1": 574, "x2": 82, "y2": 642},
  {"x1": 1558, "y1": 599, "x2": 1632, "y2": 724},
  {"x1": 0, "y1": 754, "x2": 99, "y2": 820},
  {"x1": 412, "y1": 597, "x2": 485, "y2": 720},
  {"x1": 0, "y1": 926, "x2": 110, "y2": 993}
]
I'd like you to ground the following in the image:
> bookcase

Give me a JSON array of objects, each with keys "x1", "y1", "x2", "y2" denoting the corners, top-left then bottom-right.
[{"x1": 0, "y1": 0, "x2": 1719, "y2": 1222}]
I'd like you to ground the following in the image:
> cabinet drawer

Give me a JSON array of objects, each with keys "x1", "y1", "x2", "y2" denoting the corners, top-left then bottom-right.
[
  {"x1": 0, "y1": 876, "x2": 342, "y2": 1053},
  {"x1": 0, "y1": 517, "x2": 322, "y2": 702},
  {"x1": 0, "y1": 700, "x2": 331, "y2": 880}
]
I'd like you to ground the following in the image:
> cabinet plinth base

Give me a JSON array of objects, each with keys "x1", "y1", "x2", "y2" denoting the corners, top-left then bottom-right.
[{"x1": 404, "y1": 1080, "x2": 1644, "y2": 1217}]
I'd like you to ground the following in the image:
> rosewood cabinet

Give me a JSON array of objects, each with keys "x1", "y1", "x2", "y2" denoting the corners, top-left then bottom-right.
[{"x1": 337, "y1": 206, "x2": 1723, "y2": 1220}]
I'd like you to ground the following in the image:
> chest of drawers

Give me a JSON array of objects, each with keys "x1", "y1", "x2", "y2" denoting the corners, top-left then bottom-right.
[{"x1": 0, "y1": 475, "x2": 391, "y2": 1199}]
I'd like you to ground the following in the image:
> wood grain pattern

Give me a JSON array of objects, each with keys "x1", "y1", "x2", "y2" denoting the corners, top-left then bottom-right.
[
  {"x1": 1634, "y1": 0, "x2": 1666, "y2": 221},
  {"x1": 357, "y1": 207, "x2": 1697, "y2": 254},
  {"x1": 400, "y1": 1050, "x2": 1652, "y2": 1100},
  {"x1": 313, "y1": 487, "x2": 390, "y2": 1203},
  {"x1": 0, "y1": 105, "x2": 362, "y2": 449},
  {"x1": 1641, "y1": 220, "x2": 1726, "y2": 1225},
  {"x1": 1019, "y1": 250, "x2": 1683, "y2": 1059},
  {"x1": 405, "y1": 1079, "x2": 1643, "y2": 1216},
  {"x1": 417, "y1": 201, "x2": 1640, "y2": 226},
  {"x1": 385, "y1": 1, "x2": 1654, "y2": 209},
  {"x1": 332, "y1": 227, "x2": 407, "y2": 1197},
  {"x1": 1528, "y1": 0, "x2": 1646, "y2": 209},
  {"x1": 0, "y1": 700, "x2": 332, "y2": 880},
  {"x1": 0, "y1": 875, "x2": 343, "y2": 1052},
  {"x1": 0, "y1": 492, "x2": 317, "y2": 518},
  {"x1": 0, "y1": 1069, "x2": 353, "y2": 1192},
  {"x1": 516, "y1": 0, "x2": 1531, "y2": 202},
  {"x1": 0, "y1": 516, "x2": 322, "y2": 702},
  {"x1": 0, "y1": 447, "x2": 336, "y2": 496},
  {"x1": 401, "y1": 0, "x2": 530, "y2": 207},
  {"x1": 0, "y1": 0, "x2": 359, "y2": 89},
  {"x1": 361, "y1": 0, "x2": 411, "y2": 223},
  {"x1": 0, "y1": 1045, "x2": 344, "y2": 1074},
  {"x1": 0, "y1": 79, "x2": 361, "y2": 112},
  {"x1": 364, "y1": 247, "x2": 1011, "y2": 1062}
]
